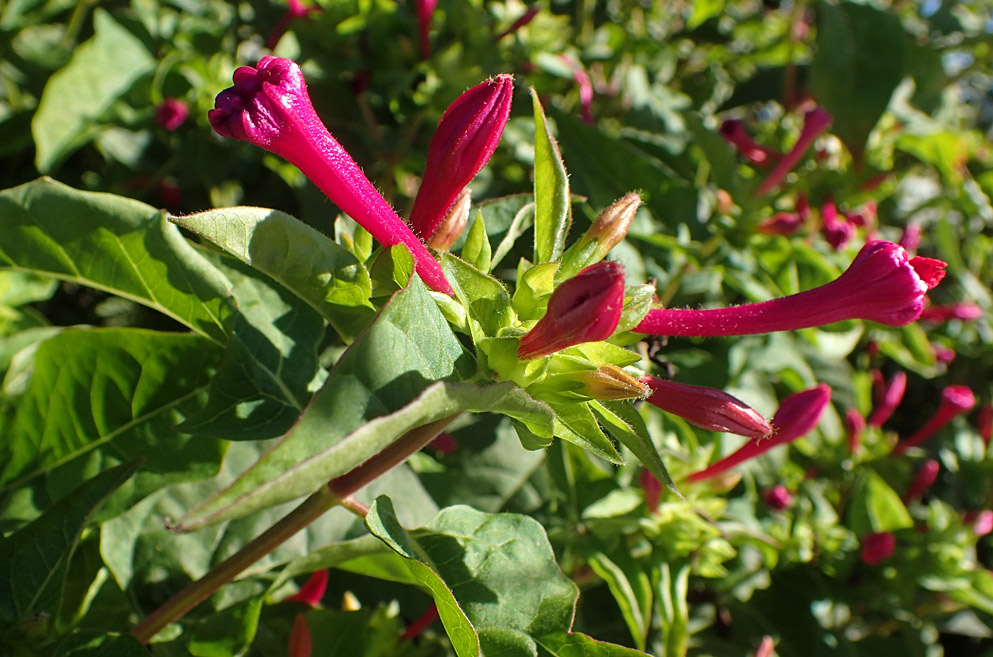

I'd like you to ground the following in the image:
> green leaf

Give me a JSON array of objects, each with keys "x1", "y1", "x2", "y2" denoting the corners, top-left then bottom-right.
[
  {"x1": 461, "y1": 210, "x2": 492, "y2": 273},
  {"x1": 532, "y1": 89, "x2": 572, "y2": 265},
  {"x1": 536, "y1": 632, "x2": 649, "y2": 656},
  {"x1": 810, "y1": 0, "x2": 908, "y2": 163},
  {"x1": 513, "y1": 262, "x2": 560, "y2": 321},
  {"x1": 32, "y1": 10, "x2": 155, "y2": 172},
  {"x1": 366, "y1": 497, "x2": 480, "y2": 657},
  {"x1": 55, "y1": 632, "x2": 149, "y2": 657},
  {"x1": 551, "y1": 402, "x2": 624, "y2": 465},
  {"x1": 366, "y1": 498, "x2": 579, "y2": 657},
  {"x1": 0, "y1": 328, "x2": 220, "y2": 490},
  {"x1": 0, "y1": 179, "x2": 234, "y2": 343},
  {"x1": 441, "y1": 252, "x2": 516, "y2": 340},
  {"x1": 188, "y1": 597, "x2": 263, "y2": 657},
  {"x1": 848, "y1": 470, "x2": 913, "y2": 535},
  {"x1": 0, "y1": 460, "x2": 139, "y2": 622},
  {"x1": 588, "y1": 552, "x2": 652, "y2": 651},
  {"x1": 590, "y1": 401, "x2": 679, "y2": 496},
  {"x1": 170, "y1": 207, "x2": 375, "y2": 341}
]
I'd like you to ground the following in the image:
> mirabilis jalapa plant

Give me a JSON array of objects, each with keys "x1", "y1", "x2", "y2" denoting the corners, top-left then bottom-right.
[{"x1": 133, "y1": 56, "x2": 947, "y2": 642}]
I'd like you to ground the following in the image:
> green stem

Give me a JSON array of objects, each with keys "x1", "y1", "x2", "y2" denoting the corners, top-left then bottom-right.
[
  {"x1": 130, "y1": 413, "x2": 460, "y2": 644},
  {"x1": 130, "y1": 486, "x2": 341, "y2": 644}
]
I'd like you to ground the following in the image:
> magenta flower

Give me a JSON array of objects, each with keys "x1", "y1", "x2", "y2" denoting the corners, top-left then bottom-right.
[
  {"x1": 560, "y1": 55, "x2": 594, "y2": 124},
  {"x1": 635, "y1": 241, "x2": 946, "y2": 337},
  {"x1": 894, "y1": 385, "x2": 976, "y2": 454},
  {"x1": 845, "y1": 407, "x2": 865, "y2": 454},
  {"x1": 919, "y1": 302, "x2": 983, "y2": 323},
  {"x1": 754, "y1": 636, "x2": 776, "y2": 657},
  {"x1": 209, "y1": 56, "x2": 452, "y2": 294},
  {"x1": 899, "y1": 224, "x2": 922, "y2": 253},
  {"x1": 428, "y1": 432, "x2": 458, "y2": 455},
  {"x1": 754, "y1": 106, "x2": 832, "y2": 197},
  {"x1": 758, "y1": 211, "x2": 805, "y2": 236},
  {"x1": 494, "y1": 6, "x2": 540, "y2": 42},
  {"x1": 517, "y1": 262, "x2": 626, "y2": 360},
  {"x1": 903, "y1": 459, "x2": 940, "y2": 503},
  {"x1": 932, "y1": 343, "x2": 956, "y2": 365},
  {"x1": 155, "y1": 98, "x2": 189, "y2": 132},
  {"x1": 687, "y1": 384, "x2": 831, "y2": 484},
  {"x1": 416, "y1": 0, "x2": 439, "y2": 59},
  {"x1": 763, "y1": 485, "x2": 793, "y2": 511},
  {"x1": 820, "y1": 200, "x2": 855, "y2": 250},
  {"x1": 719, "y1": 119, "x2": 780, "y2": 168},
  {"x1": 868, "y1": 370, "x2": 906, "y2": 428},
  {"x1": 860, "y1": 531, "x2": 895, "y2": 565},
  {"x1": 289, "y1": 613, "x2": 312, "y2": 657},
  {"x1": 285, "y1": 569, "x2": 328, "y2": 607},
  {"x1": 407, "y1": 75, "x2": 514, "y2": 241},
  {"x1": 977, "y1": 403, "x2": 992, "y2": 445},
  {"x1": 968, "y1": 510, "x2": 993, "y2": 537},
  {"x1": 641, "y1": 376, "x2": 772, "y2": 440}
]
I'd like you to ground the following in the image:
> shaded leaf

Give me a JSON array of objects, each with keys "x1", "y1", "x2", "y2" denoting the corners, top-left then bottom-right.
[{"x1": 532, "y1": 89, "x2": 571, "y2": 265}]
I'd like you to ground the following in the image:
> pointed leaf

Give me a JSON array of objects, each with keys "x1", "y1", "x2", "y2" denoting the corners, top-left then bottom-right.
[
  {"x1": 0, "y1": 179, "x2": 233, "y2": 342},
  {"x1": 461, "y1": 210, "x2": 492, "y2": 273},
  {"x1": 32, "y1": 10, "x2": 154, "y2": 172},
  {"x1": 536, "y1": 632, "x2": 649, "y2": 656},
  {"x1": 170, "y1": 206, "x2": 375, "y2": 340},
  {"x1": 591, "y1": 401, "x2": 679, "y2": 496},
  {"x1": 551, "y1": 402, "x2": 624, "y2": 464},
  {"x1": 532, "y1": 89, "x2": 571, "y2": 264}
]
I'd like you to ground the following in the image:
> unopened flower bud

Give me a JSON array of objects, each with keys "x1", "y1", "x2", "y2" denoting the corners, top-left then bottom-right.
[
  {"x1": 763, "y1": 485, "x2": 793, "y2": 511},
  {"x1": 845, "y1": 408, "x2": 865, "y2": 454},
  {"x1": 868, "y1": 371, "x2": 906, "y2": 428},
  {"x1": 409, "y1": 75, "x2": 514, "y2": 241},
  {"x1": 642, "y1": 376, "x2": 772, "y2": 440},
  {"x1": 517, "y1": 261, "x2": 626, "y2": 360},
  {"x1": 755, "y1": 106, "x2": 833, "y2": 197},
  {"x1": 285, "y1": 570, "x2": 329, "y2": 607},
  {"x1": 719, "y1": 119, "x2": 780, "y2": 167},
  {"x1": 894, "y1": 385, "x2": 976, "y2": 454},
  {"x1": 758, "y1": 211, "x2": 804, "y2": 236},
  {"x1": 687, "y1": 384, "x2": 831, "y2": 484},
  {"x1": 635, "y1": 241, "x2": 946, "y2": 337},
  {"x1": 559, "y1": 193, "x2": 640, "y2": 279},
  {"x1": 919, "y1": 302, "x2": 983, "y2": 323},
  {"x1": 427, "y1": 188, "x2": 471, "y2": 251},
  {"x1": 860, "y1": 531, "x2": 895, "y2": 565},
  {"x1": 977, "y1": 403, "x2": 992, "y2": 445},
  {"x1": 968, "y1": 510, "x2": 993, "y2": 537},
  {"x1": 903, "y1": 459, "x2": 939, "y2": 503},
  {"x1": 640, "y1": 468, "x2": 662, "y2": 513},
  {"x1": 155, "y1": 98, "x2": 188, "y2": 132},
  {"x1": 820, "y1": 200, "x2": 855, "y2": 250},
  {"x1": 209, "y1": 56, "x2": 452, "y2": 294},
  {"x1": 416, "y1": 0, "x2": 438, "y2": 58},
  {"x1": 575, "y1": 364, "x2": 651, "y2": 401}
]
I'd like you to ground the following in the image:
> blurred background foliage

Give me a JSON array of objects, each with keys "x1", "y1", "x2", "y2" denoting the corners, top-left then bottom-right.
[{"x1": 3, "y1": 0, "x2": 993, "y2": 655}]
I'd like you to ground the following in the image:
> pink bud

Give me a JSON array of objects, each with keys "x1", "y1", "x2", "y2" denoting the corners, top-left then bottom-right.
[
  {"x1": 155, "y1": 98, "x2": 188, "y2": 132},
  {"x1": 845, "y1": 408, "x2": 865, "y2": 454},
  {"x1": 635, "y1": 241, "x2": 946, "y2": 337},
  {"x1": 288, "y1": 613, "x2": 313, "y2": 657},
  {"x1": 868, "y1": 371, "x2": 906, "y2": 428},
  {"x1": 754, "y1": 636, "x2": 776, "y2": 657},
  {"x1": 428, "y1": 433, "x2": 458, "y2": 455},
  {"x1": 758, "y1": 211, "x2": 805, "y2": 236},
  {"x1": 494, "y1": 7, "x2": 540, "y2": 41},
  {"x1": 285, "y1": 569, "x2": 328, "y2": 607},
  {"x1": 860, "y1": 531, "x2": 895, "y2": 565},
  {"x1": 977, "y1": 403, "x2": 992, "y2": 445},
  {"x1": 687, "y1": 384, "x2": 831, "y2": 484},
  {"x1": 894, "y1": 385, "x2": 976, "y2": 454},
  {"x1": 642, "y1": 376, "x2": 772, "y2": 440},
  {"x1": 754, "y1": 106, "x2": 833, "y2": 197},
  {"x1": 820, "y1": 200, "x2": 855, "y2": 250},
  {"x1": 719, "y1": 119, "x2": 780, "y2": 168},
  {"x1": 416, "y1": 0, "x2": 439, "y2": 58},
  {"x1": 763, "y1": 485, "x2": 793, "y2": 511},
  {"x1": 919, "y1": 303, "x2": 983, "y2": 323},
  {"x1": 408, "y1": 75, "x2": 514, "y2": 241},
  {"x1": 209, "y1": 57, "x2": 452, "y2": 294},
  {"x1": 968, "y1": 510, "x2": 993, "y2": 537},
  {"x1": 932, "y1": 343, "x2": 956, "y2": 364},
  {"x1": 903, "y1": 459, "x2": 939, "y2": 503},
  {"x1": 517, "y1": 261, "x2": 625, "y2": 360},
  {"x1": 561, "y1": 55, "x2": 595, "y2": 124},
  {"x1": 640, "y1": 468, "x2": 662, "y2": 514}
]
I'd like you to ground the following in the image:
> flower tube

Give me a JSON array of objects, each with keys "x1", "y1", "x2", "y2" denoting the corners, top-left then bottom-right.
[
  {"x1": 687, "y1": 384, "x2": 831, "y2": 483},
  {"x1": 209, "y1": 56, "x2": 452, "y2": 294},
  {"x1": 642, "y1": 376, "x2": 772, "y2": 440},
  {"x1": 754, "y1": 106, "x2": 833, "y2": 197},
  {"x1": 893, "y1": 385, "x2": 976, "y2": 454},
  {"x1": 416, "y1": 0, "x2": 438, "y2": 59},
  {"x1": 719, "y1": 119, "x2": 780, "y2": 167},
  {"x1": 868, "y1": 370, "x2": 907, "y2": 428},
  {"x1": 408, "y1": 75, "x2": 514, "y2": 240},
  {"x1": 635, "y1": 241, "x2": 946, "y2": 337},
  {"x1": 845, "y1": 407, "x2": 865, "y2": 454},
  {"x1": 517, "y1": 261, "x2": 625, "y2": 360},
  {"x1": 903, "y1": 459, "x2": 940, "y2": 503}
]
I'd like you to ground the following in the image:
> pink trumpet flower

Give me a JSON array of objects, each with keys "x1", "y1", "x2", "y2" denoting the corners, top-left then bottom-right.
[
  {"x1": 635, "y1": 241, "x2": 946, "y2": 337},
  {"x1": 408, "y1": 75, "x2": 514, "y2": 241},
  {"x1": 820, "y1": 200, "x2": 855, "y2": 250},
  {"x1": 687, "y1": 384, "x2": 832, "y2": 484},
  {"x1": 860, "y1": 531, "x2": 895, "y2": 565},
  {"x1": 416, "y1": 0, "x2": 438, "y2": 59},
  {"x1": 919, "y1": 302, "x2": 983, "y2": 323},
  {"x1": 155, "y1": 98, "x2": 188, "y2": 131},
  {"x1": 845, "y1": 408, "x2": 865, "y2": 454},
  {"x1": 719, "y1": 119, "x2": 780, "y2": 167},
  {"x1": 641, "y1": 376, "x2": 772, "y2": 440},
  {"x1": 894, "y1": 385, "x2": 976, "y2": 454},
  {"x1": 517, "y1": 262, "x2": 626, "y2": 360},
  {"x1": 209, "y1": 56, "x2": 452, "y2": 294},
  {"x1": 868, "y1": 371, "x2": 907, "y2": 428},
  {"x1": 903, "y1": 459, "x2": 940, "y2": 503},
  {"x1": 754, "y1": 106, "x2": 833, "y2": 197}
]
